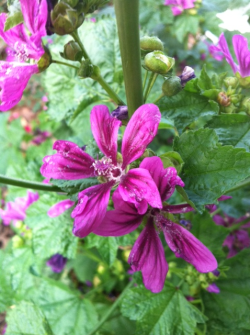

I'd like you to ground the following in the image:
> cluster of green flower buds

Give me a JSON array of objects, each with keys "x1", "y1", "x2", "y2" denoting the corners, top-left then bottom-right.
[
  {"x1": 51, "y1": 2, "x2": 84, "y2": 35},
  {"x1": 60, "y1": 41, "x2": 83, "y2": 62},
  {"x1": 12, "y1": 221, "x2": 32, "y2": 249}
]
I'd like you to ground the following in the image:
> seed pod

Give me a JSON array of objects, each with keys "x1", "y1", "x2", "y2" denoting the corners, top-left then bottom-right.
[
  {"x1": 144, "y1": 51, "x2": 175, "y2": 75},
  {"x1": 162, "y1": 76, "x2": 182, "y2": 97},
  {"x1": 140, "y1": 36, "x2": 164, "y2": 53}
]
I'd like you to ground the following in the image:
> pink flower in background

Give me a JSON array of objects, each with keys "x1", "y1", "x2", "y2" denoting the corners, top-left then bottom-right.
[
  {"x1": 204, "y1": 41, "x2": 224, "y2": 61},
  {"x1": 164, "y1": 0, "x2": 195, "y2": 16},
  {"x1": 95, "y1": 157, "x2": 217, "y2": 293},
  {"x1": 32, "y1": 130, "x2": 51, "y2": 145},
  {"x1": 0, "y1": 191, "x2": 39, "y2": 225},
  {"x1": 47, "y1": 199, "x2": 75, "y2": 217},
  {"x1": 46, "y1": 254, "x2": 67, "y2": 273},
  {"x1": 0, "y1": 0, "x2": 48, "y2": 111},
  {"x1": 206, "y1": 283, "x2": 220, "y2": 294},
  {"x1": 41, "y1": 104, "x2": 162, "y2": 238},
  {"x1": 218, "y1": 33, "x2": 250, "y2": 77}
]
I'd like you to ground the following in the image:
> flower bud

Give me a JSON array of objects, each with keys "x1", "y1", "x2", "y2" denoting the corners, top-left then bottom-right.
[
  {"x1": 12, "y1": 236, "x2": 24, "y2": 249},
  {"x1": 236, "y1": 72, "x2": 250, "y2": 89},
  {"x1": 38, "y1": 48, "x2": 52, "y2": 72},
  {"x1": 77, "y1": 59, "x2": 94, "y2": 78},
  {"x1": 51, "y1": 2, "x2": 84, "y2": 35},
  {"x1": 162, "y1": 76, "x2": 182, "y2": 97},
  {"x1": 140, "y1": 36, "x2": 164, "y2": 53},
  {"x1": 217, "y1": 92, "x2": 231, "y2": 107},
  {"x1": 179, "y1": 66, "x2": 195, "y2": 86},
  {"x1": 144, "y1": 51, "x2": 175, "y2": 75},
  {"x1": 240, "y1": 97, "x2": 250, "y2": 115},
  {"x1": 61, "y1": 41, "x2": 83, "y2": 61},
  {"x1": 223, "y1": 104, "x2": 237, "y2": 114},
  {"x1": 230, "y1": 93, "x2": 242, "y2": 105},
  {"x1": 111, "y1": 105, "x2": 128, "y2": 121},
  {"x1": 223, "y1": 77, "x2": 239, "y2": 89}
]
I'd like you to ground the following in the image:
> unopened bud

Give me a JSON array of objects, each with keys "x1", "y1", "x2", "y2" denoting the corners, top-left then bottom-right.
[
  {"x1": 77, "y1": 59, "x2": 94, "y2": 78},
  {"x1": 38, "y1": 48, "x2": 52, "y2": 72},
  {"x1": 217, "y1": 92, "x2": 231, "y2": 107},
  {"x1": 111, "y1": 105, "x2": 128, "y2": 121},
  {"x1": 144, "y1": 51, "x2": 175, "y2": 75},
  {"x1": 162, "y1": 76, "x2": 182, "y2": 97},
  {"x1": 224, "y1": 104, "x2": 237, "y2": 114},
  {"x1": 140, "y1": 36, "x2": 164, "y2": 53},
  {"x1": 12, "y1": 236, "x2": 24, "y2": 249},
  {"x1": 61, "y1": 41, "x2": 83, "y2": 61},
  {"x1": 240, "y1": 97, "x2": 250, "y2": 115},
  {"x1": 224, "y1": 77, "x2": 239, "y2": 89},
  {"x1": 179, "y1": 66, "x2": 195, "y2": 86},
  {"x1": 51, "y1": 2, "x2": 84, "y2": 35},
  {"x1": 230, "y1": 94, "x2": 242, "y2": 104},
  {"x1": 236, "y1": 72, "x2": 250, "y2": 89}
]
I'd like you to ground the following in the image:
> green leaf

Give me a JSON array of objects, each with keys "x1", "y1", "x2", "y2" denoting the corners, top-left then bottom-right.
[
  {"x1": 51, "y1": 178, "x2": 98, "y2": 196},
  {"x1": 121, "y1": 283, "x2": 206, "y2": 335},
  {"x1": 6, "y1": 301, "x2": 54, "y2": 335},
  {"x1": 71, "y1": 253, "x2": 98, "y2": 282},
  {"x1": 202, "y1": 249, "x2": 250, "y2": 334},
  {"x1": 158, "y1": 117, "x2": 175, "y2": 130},
  {"x1": 157, "y1": 90, "x2": 219, "y2": 134},
  {"x1": 173, "y1": 128, "x2": 250, "y2": 211},
  {"x1": 219, "y1": 188, "x2": 250, "y2": 218},
  {"x1": 206, "y1": 114, "x2": 250, "y2": 152},
  {"x1": 86, "y1": 234, "x2": 118, "y2": 265},
  {"x1": 191, "y1": 211, "x2": 228, "y2": 259},
  {"x1": 25, "y1": 194, "x2": 78, "y2": 259},
  {"x1": 35, "y1": 278, "x2": 98, "y2": 335},
  {"x1": 4, "y1": 11, "x2": 23, "y2": 31},
  {"x1": 172, "y1": 15, "x2": 200, "y2": 43}
]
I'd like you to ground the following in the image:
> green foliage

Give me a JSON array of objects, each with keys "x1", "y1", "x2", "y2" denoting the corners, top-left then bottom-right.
[
  {"x1": 6, "y1": 301, "x2": 54, "y2": 335},
  {"x1": 158, "y1": 90, "x2": 219, "y2": 134},
  {"x1": 121, "y1": 283, "x2": 206, "y2": 335},
  {"x1": 25, "y1": 195, "x2": 78, "y2": 259},
  {"x1": 4, "y1": 11, "x2": 23, "y2": 31},
  {"x1": 174, "y1": 128, "x2": 250, "y2": 211},
  {"x1": 51, "y1": 178, "x2": 98, "y2": 197},
  {"x1": 86, "y1": 234, "x2": 118, "y2": 265},
  {"x1": 202, "y1": 249, "x2": 250, "y2": 334},
  {"x1": 172, "y1": 15, "x2": 200, "y2": 43},
  {"x1": 206, "y1": 114, "x2": 250, "y2": 152}
]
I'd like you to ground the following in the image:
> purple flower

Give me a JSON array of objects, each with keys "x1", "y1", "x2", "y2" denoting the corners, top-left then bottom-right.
[
  {"x1": 32, "y1": 130, "x2": 51, "y2": 145},
  {"x1": 204, "y1": 41, "x2": 224, "y2": 61},
  {"x1": 47, "y1": 199, "x2": 75, "y2": 217},
  {"x1": 0, "y1": 0, "x2": 48, "y2": 111},
  {"x1": 0, "y1": 191, "x2": 39, "y2": 225},
  {"x1": 164, "y1": 0, "x2": 195, "y2": 16},
  {"x1": 213, "y1": 213, "x2": 250, "y2": 258},
  {"x1": 41, "y1": 104, "x2": 162, "y2": 238},
  {"x1": 218, "y1": 33, "x2": 250, "y2": 78},
  {"x1": 94, "y1": 157, "x2": 217, "y2": 293},
  {"x1": 111, "y1": 105, "x2": 128, "y2": 121},
  {"x1": 179, "y1": 66, "x2": 195, "y2": 87},
  {"x1": 46, "y1": 254, "x2": 67, "y2": 273},
  {"x1": 206, "y1": 195, "x2": 232, "y2": 213},
  {"x1": 206, "y1": 283, "x2": 220, "y2": 294}
]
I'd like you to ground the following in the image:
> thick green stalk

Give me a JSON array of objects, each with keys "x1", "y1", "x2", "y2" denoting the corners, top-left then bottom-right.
[
  {"x1": 114, "y1": 0, "x2": 143, "y2": 118},
  {"x1": 87, "y1": 280, "x2": 134, "y2": 335},
  {"x1": 0, "y1": 175, "x2": 63, "y2": 193}
]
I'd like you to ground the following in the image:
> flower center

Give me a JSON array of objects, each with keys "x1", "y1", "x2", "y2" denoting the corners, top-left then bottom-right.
[
  {"x1": 92, "y1": 156, "x2": 124, "y2": 183},
  {"x1": 13, "y1": 42, "x2": 29, "y2": 62}
]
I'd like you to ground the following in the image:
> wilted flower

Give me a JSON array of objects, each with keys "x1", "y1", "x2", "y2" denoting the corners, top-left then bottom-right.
[
  {"x1": 46, "y1": 254, "x2": 67, "y2": 273},
  {"x1": 95, "y1": 157, "x2": 217, "y2": 293},
  {"x1": 0, "y1": 0, "x2": 48, "y2": 111},
  {"x1": 164, "y1": 0, "x2": 195, "y2": 16},
  {"x1": 41, "y1": 104, "x2": 162, "y2": 238},
  {"x1": 0, "y1": 191, "x2": 39, "y2": 225}
]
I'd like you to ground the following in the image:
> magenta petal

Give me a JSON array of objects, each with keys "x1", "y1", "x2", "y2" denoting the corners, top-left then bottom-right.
[
  {"x1": 119, "y1": 168, "x2": 162, "y2": 211},
  {"x1": 163, "y1": 204, "x2": 194, "y2": 214},
  {"x1": 90, "y1": 105, "x2": 121, "y2": 164},
  {"x1": 20, "y1": 0, "x2": 47, "y2": 37},
  {"x1": 48, "y1": 199, "x2": 75, "y2": 218},
  {"x1": 162, "y1": 220, "x2": 217, "y2": 273},
  {"x1": 140, "y1": 157, "x2": 184, "y2": 201},
  {"x1": 0, "y1": 62, "x2": 38, "y2": 111},
  {"x1": 218, "y1": 195, "x2": 232, "y2": 202},
  {"x1": 25, "y1": 191, "x2": 39, "y2": 209},
  {"x1": 71, "y1": 182, "x2": 113, "y2": 238},
  {"x1": 128, "y1": 218, "x2": 168, "y2": 293},
  {"x1": 232, "y1": 35, "x2": 250, "y2": 78},
  {"x1": 40, "y1": 140, "x2": 95, "y2": 180},
  {"x1": 218, "y1": 33, "x2": 239, "y2": 74},
  {"x1": 121, "y1": 104, "x2": 161, "y2": 168}
]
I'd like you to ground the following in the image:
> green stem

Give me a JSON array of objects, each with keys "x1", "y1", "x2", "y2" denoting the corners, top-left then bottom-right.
[
  {"x1": 51, "y1": 59, "x2": 79, "y2": 70},
  {"x1": 87, "y1": 280, "x2": 134, "y2": 335},
  {"x1": 143, "y1": 70, "x2": 149, "y2": 91},
  {"x1": 153, "y1": 93, "x2": 164, "y2": 104},
  {"x1": 226, "y1": 177, "x2": 250, "y2": 194},
  {"x1": 0, "y1": 175, "x2": 63, "y2": 193},
  {"x1": 94, "y1": 73, "x2": 125, "y2": 105},
  {"x1": 114, "y1": 0, "x2": 143, "y2": 118},
  {"x1": 144, "y1": 73, "x2": 158, "y2": 102},
  {"x1": 71, "y1": 30, "x2": 90, "y2": 60}
]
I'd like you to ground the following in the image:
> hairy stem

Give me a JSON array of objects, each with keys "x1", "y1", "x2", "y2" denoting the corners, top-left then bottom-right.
[
  {"x1": 71, "y1": 30, "x2": 90, "y2": 60},
  {"x1": 87, "y1": 279, "x2": 134, "y2": 335},
  {"x1": 0, "y1": 175, "x2": 63, "y2": 193},
  {"x1": 51, "y1": 59, "x2": 79, "y2": 70},
  {"x1": 144, "y1": 73, "x2": 158, "y2": 102},
  {"x1": 114, "y1": 0, "x2": 143, "y2": 118}
]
